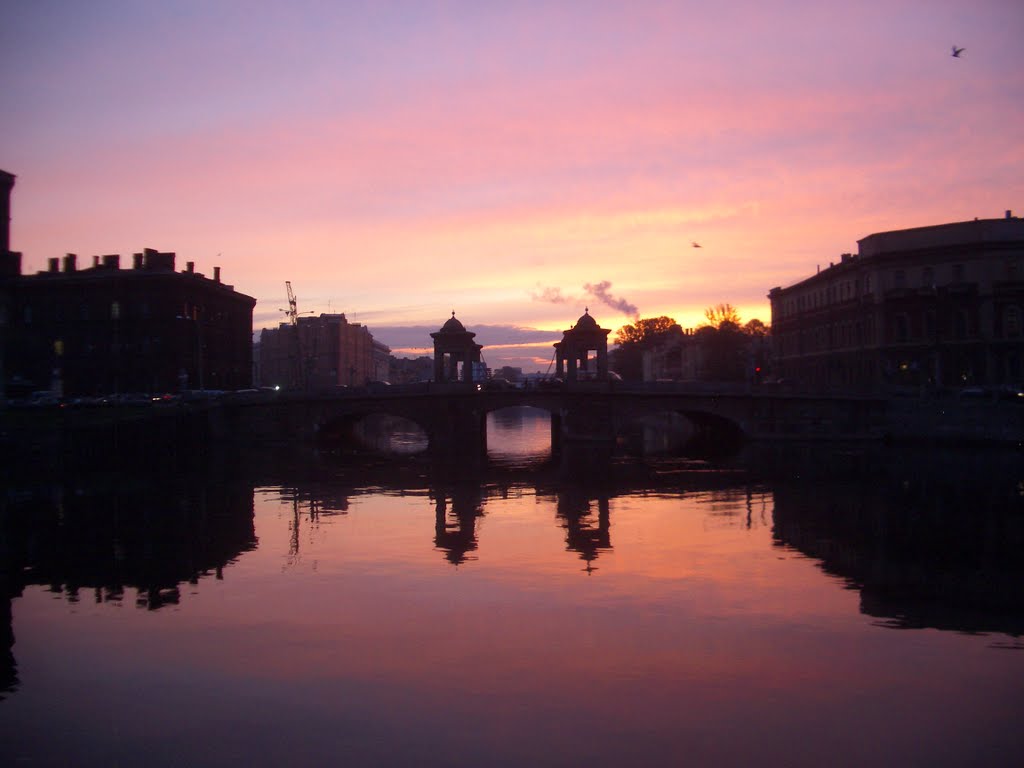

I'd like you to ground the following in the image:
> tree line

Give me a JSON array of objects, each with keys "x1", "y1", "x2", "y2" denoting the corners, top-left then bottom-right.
[{"x1": 611, "y1": 303, "x2": 769, "y2": 382}]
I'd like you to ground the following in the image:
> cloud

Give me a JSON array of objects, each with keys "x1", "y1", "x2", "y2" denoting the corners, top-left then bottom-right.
[
  {"x1": 583, "y1": 281, "x2": 638, "y2": 318},
  {"x1": 530, "y1": 284, "x2": 574, "y2": 304},
  {"x1": 372, "y1": 323, "x2": 561, "y2": 354}
]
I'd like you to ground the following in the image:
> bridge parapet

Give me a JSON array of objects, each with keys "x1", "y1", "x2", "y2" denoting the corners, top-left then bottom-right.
[{"x1": 216, "y1": 388, "x2": 890, "y2": 454}]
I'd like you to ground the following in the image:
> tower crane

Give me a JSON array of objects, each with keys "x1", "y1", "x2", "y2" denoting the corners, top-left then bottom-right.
[
  {"x1": 279, "y1": 281, "x2": 314, "y2": 389},
  {"x1": 280, "y1": 281, "x2": 301, "y2": 325}
]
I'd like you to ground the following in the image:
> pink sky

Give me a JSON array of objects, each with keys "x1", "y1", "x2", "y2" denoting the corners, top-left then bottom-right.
[{"x1": 3, "y1": 1, "x2": 1022, "y2": 370}]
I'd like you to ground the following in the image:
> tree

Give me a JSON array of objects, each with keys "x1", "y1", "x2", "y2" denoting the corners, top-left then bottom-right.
[
  {"x1": 613, "y1": 316, "x2": 681, "y2": 346},
  {"x1": 696, "y1": 322, "x2": 746, "y2": 381},
  {"x1": 695, "y1": 305, "x2": 771, "y2": 381},
  {"x1": 611, "y1": 316, "x2": 682, "y2": 381},
  {"x1": 703, "y1": 303, "x2": 741, "y2": 330},
  {"x1": 743, "y1": 318, "x2": 769, "y2": 337}
]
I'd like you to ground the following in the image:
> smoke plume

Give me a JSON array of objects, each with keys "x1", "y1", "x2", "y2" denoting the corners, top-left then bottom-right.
[{"x1": 583, "y1": 281, "x2": 638, "y2": 318}]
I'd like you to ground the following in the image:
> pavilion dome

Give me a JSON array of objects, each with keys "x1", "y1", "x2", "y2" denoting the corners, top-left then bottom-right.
[
  {"x1": 573, "y1": 309, "x2": 599, "y2": 330},
  {"x1": 439, "y1": 312, "x2": 467, "y2": 334}
]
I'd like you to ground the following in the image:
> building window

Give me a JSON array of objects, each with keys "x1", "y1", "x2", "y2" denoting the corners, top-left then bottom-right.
[
  {"x1": 922, "y1": 266, "x2": 934, "y2": 288},
  {"x1": 894, "y1": 270, "x2": 906, "y2": 289},
  {"x1": 1006, "y1": 306, "x2": 1022, "y2": 338},
  {"x1": 954, "y1": 310, "x2": 968, "y2": 339},
  {"x1": 925, "y1": 310, "x2": 936, "y2": 339},
  {"x1": 895, "y1": 314, "x2": 909, "y2": 342},
  {"x1": 952, "y1": 263, "x2": 965, "y2": 282}
]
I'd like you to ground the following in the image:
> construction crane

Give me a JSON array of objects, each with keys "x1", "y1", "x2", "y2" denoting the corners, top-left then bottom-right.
[
  {"x1": 280, "y1": 281, "x2": 301, "y2": 325},
  {"x1": 279, "y1": 281, "x2": 314, "y2": 389}
]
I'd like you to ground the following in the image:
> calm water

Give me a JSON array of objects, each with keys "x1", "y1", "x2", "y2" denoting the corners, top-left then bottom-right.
[{"x1": 2, "y1": 408, "x2": 1022, "y2": 767}]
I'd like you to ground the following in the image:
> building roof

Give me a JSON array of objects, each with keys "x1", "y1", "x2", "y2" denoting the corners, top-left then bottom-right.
[
  {"x1": 857, "y1": 214, "x2": 1023, "y2": 258},
  {"x1": 573, "y1": 308, "x2": 599, "y2": 330},
  {"x1": 438, "y1": 312, "x2": 467, "y2": 334}
]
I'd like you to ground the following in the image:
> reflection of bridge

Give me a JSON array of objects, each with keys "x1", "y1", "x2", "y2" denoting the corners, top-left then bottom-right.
[{"x1": 214, "y1": 384, "x2": 888, "y2": 455}]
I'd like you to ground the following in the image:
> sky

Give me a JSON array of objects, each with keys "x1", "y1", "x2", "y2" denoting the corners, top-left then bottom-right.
[{"x1": 3, "y1": 1, "x2": 1023, "y2": 371}]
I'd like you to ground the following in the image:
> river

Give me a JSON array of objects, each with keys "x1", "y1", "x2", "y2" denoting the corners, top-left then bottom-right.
[{"x1": 1, "y1": 407, "x2": 1022, "y2": 766}]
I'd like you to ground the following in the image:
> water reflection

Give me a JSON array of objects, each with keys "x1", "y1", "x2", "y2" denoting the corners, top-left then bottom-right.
[
  {"x1": 1, "y1": 470, "x2": 256, "y2": 698},
  {"x1": 2, "y1": 433, "x2": 1022, "y2": 764},
  {"x1": 486, "y1": 406, "x2": 552, "y2": 464},
  {"x1": 432, "y1": 478, "x2": 484, "y2": 565},
  {"x1": 762, "y1": 444, "x2": 1024, "y2": 637},
  {"x1": 555, "y1": 488, "x2": 611, "y2": 572}
]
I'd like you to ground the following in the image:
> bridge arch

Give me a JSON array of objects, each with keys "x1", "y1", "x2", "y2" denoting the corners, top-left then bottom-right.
[
  {"x1": 613, "y1": 401, "x2": 748, "y2": 457},
  {"x1": 484, "y1": 404, "x2": 556, "y2": 463},
  {"x1": 315, "y1": 403, "x2": 432, "y2": 453}
]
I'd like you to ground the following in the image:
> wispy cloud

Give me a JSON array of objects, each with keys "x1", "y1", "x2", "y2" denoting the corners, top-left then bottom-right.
[
  {"x1": 530, "y1": 284, "x2": 574, "y2": 304},
  {"x1": 584, "y1": 281, "x2": 638, "y2": 318}
]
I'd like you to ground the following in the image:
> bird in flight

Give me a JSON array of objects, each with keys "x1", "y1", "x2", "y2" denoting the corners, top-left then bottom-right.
[
  {"x1": 691, "y1": 241, "x2": 702, "y2": 248},
  {"x1": 951, "y1": 45, "x2": 965, "y2": 58}
]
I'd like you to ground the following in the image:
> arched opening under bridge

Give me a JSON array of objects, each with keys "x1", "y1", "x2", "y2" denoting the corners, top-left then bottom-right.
[
  {"x1": 485, "y1": 405, "x2": 554, "y2": 466},
  {"x1": 318, "y1": 411, "x2": 429, "y2": 455},
  {"x1": 618, "y1": 407, "x2": 745, "y2": 459}
]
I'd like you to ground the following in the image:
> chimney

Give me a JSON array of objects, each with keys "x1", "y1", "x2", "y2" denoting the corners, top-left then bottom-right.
[
  {"x1": 1007, "y1": 210, "x2": 1014, "y2": 219},
  {"x1": 103, "y1": 254, "x2": 120, "y2": 269},
  {"x1": 186, "y1": 261, "x2": 194, "y2": 273},
  {"x1": 142, "y1": 248, "x2": 175, "y2": 271},
  {"x1": 49, "y1": 257, "x2": 59, "y2": 273},
  {"x1": 93, "y1": 255, "x2": 100, "y2": 268},
  {"x1": 214, "y1": 266, "x2": 221, "y2": 283},
  {"x1": 133, "y1": 252, "x2": 143, "y2": 269},
  {"x1": 63, "y1": 253, "x2": 77, "y2": 272},
  {"x1": 0, "y1": 170, "x2": 14, "y2": 254}
]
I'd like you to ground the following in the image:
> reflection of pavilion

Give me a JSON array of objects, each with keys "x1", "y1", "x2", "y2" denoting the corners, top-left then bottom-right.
[
  {"x1": 556, "y1": 487, "x2": 612, "y2": 572},
  {"x1": 432, "y1": 481, "x2": 485, "y2": 565}
]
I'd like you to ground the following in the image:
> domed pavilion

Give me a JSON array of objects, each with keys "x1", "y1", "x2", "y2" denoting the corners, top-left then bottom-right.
[
  {"x1": 431, "y1": 312, "x2": 483, "y2": 384},
  {"x1": 554, "y1": 308, "x2": 611, "y2": 382}
]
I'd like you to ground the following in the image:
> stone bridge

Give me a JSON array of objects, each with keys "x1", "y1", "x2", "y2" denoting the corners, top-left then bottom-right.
[{"x1": 210, "y1": 383, "x2": 888, "y2": 457}]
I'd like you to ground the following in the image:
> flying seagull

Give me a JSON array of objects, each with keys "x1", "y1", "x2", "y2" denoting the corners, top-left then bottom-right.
[
  {"x1": 691, "y1": 241, "x2": 702, "y2": 248},
  {"x1": 951, "y1": 45, "x2": 965, "y2": 58}
]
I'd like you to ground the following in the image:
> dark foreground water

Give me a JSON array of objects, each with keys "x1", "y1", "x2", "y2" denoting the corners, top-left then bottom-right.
[{"x1": 2, "y1": 408, "x2": 1022, "y2": 767}]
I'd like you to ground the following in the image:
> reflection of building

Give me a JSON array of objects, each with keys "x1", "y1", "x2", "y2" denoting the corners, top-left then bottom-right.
[
  {"x1": 769, "y1": 447, "x2": 1024, "y2": 636},
  {"x1": 0, "y1": 172, "x2": 256, "y2": 397},
  {"x1": 258, "y1": 313, "x2": 388, "y2": 390},
  {"x1": 769, "y1": 213, "x2": 1024, "y2": 391},
  {"x1": 1, "y1": 475, "x2": 258, "y2": 696}
]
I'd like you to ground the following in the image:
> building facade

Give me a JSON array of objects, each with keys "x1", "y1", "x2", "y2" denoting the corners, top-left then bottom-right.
[
  {"x1": 769, "y1": 213, "x2": 1024, "y2": 391},
  {"x1": 258, "y1": 313, "x2": 387, "y2": 390},
  {"x1": 1, "y1": 171, "x2": 256, "y2": 399},
  {"x1": 2, "y1": 249, "x2": 256, "y2": 397}
]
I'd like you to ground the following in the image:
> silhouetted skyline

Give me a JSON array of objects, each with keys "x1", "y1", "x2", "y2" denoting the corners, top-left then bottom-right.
[{"x1": 2, "y1": 2, "x2": 1021, "y2": 371}]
